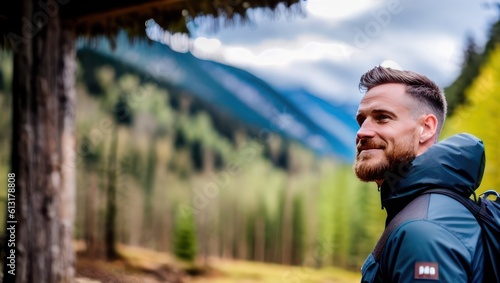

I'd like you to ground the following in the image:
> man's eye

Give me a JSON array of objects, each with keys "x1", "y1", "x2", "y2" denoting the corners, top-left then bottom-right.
[{"x1": 376, "y1": 115, "x2": 390, "y2": 122}]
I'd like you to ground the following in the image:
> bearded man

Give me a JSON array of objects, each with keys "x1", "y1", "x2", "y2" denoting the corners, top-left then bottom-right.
[{"x1": 354, "y1": 66, "x2": 485, "y2": 282}]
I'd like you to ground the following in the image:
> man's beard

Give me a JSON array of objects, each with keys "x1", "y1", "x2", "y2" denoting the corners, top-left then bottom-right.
[{"x1": 354, "y1": 138, "x2": 416, "y2": 182}]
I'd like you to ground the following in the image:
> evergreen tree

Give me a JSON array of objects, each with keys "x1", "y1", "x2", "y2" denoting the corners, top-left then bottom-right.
[
  {"x1": 173, "y1": 205, "x2": 198, "y2": 262},
  {"x1": 291, "y1": 194, "x2": 305, "y2": 266},
  {"x1": 445, "y1": 36, "x2": 483, "y2": 115}
]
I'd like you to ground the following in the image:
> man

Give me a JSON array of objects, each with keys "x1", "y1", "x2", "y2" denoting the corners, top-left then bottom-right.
[{"x1": 354, "y1": 66, "x2": 485, "y2": 282}]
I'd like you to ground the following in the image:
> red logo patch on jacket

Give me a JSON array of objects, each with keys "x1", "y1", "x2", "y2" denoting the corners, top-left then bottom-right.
[{"x1": 414, "y1": 262, "x2": 439, "y2": 280}]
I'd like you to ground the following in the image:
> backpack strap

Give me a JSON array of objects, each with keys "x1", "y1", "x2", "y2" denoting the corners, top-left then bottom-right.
[
  {"x1": 421, "y1": 188, "x2": 480, "y2": 217},
  {"x1": 372, "y1": 188, "x2": 481, "y2": 261},
  {"x1": 372, "y1": 193, "x2": 430, "y2": 260}
]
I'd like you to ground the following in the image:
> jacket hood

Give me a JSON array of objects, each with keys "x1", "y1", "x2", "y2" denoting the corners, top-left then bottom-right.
[{"x1": 380, "y1": 133, "x2": 485, "y2": 219}]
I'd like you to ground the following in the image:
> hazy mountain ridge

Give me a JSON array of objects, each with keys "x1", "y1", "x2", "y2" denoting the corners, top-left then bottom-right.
[{"x1": 78, "y1": 34, "x2": 358, "y2": 162}]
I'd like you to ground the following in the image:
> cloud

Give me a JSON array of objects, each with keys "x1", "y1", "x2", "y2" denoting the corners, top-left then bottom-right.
[
  {"x1": 221, "y1": 39, "x2": 356, "y2": 67},
  {"x1": 305, "y1": 0, "x2": 382, "y2": 21},
  {"x1": 187, "y1": 1, "x2": 498, "y2": 102},
  {"x1": 192, "y1": 37, "x2": 222, "y2": 59}
]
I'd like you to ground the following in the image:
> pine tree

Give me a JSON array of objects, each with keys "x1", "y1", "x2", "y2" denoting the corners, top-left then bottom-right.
[
  {"x1": 291, "y1": 194, "x2": 305, "y2": 265},
  {"x1": 173, "y1": 205, "x2": 198, "y2": 262}
]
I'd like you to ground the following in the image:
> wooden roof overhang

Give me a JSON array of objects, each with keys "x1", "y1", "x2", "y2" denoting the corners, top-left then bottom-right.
[{"x1": 1, "y1": 0, "x2": 302, "y2": 49}]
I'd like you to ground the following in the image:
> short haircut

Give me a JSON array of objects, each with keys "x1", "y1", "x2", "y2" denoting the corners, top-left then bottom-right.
[{"x1": 359, "y1": 66, "x2": 447, "y2": 137}]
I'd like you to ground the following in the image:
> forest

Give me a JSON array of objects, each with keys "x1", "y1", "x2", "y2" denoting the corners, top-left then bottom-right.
[
  {"x1": 1, "y1": 5, "x2": 500, "y2": 283},
  {"x1": 0, "y1": 46, "x2": 385, "y2": 281}
]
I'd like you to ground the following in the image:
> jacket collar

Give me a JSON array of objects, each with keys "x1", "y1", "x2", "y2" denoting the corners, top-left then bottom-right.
[{"x1": 379, "y1": 133, "x2": 485, "y2": 225}]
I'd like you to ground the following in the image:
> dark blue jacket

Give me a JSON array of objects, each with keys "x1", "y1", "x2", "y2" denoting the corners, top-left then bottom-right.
[{"x1": 361, "y1": 133, "x2": 485, "y2": 282}]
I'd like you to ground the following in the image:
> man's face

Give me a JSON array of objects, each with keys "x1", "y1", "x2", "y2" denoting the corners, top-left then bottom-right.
[{"x1": 354, "y1": 83, "x2": 421, "y2": 183}]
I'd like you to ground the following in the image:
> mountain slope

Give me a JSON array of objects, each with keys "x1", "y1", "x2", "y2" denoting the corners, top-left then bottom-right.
[{"x1": 79, "y1": 33, "x2": 358, "y2": 162}]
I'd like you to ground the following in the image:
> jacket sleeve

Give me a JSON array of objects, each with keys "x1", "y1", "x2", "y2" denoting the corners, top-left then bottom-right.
[{"x1": 379, "y1": 220, "x2": 473, "y2": 283}]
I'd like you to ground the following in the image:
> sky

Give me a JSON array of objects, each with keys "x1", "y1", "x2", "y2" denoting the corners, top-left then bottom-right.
[{"x1": 168, "y1": 0, "x2": 499, "y2": 105}]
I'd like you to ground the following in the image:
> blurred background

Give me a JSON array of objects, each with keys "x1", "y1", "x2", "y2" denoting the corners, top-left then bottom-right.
[{"x1": 1, "y1": 1, "x2": 499, "y2": 282}]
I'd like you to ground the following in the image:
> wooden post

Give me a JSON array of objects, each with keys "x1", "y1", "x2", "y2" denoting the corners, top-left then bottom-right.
[{"x1": 5, "y1": 0, "x2": 76, "y2": 282}]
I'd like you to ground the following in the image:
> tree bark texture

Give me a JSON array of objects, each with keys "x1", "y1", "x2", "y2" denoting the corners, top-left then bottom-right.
[{"x1": 4, "y1": 0, "x2": 76, "y2": 282}]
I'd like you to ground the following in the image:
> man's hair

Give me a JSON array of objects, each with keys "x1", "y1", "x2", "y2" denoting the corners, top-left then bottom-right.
[{"x1": 359, "y1": 66, "x2": 447, "y2": 137}]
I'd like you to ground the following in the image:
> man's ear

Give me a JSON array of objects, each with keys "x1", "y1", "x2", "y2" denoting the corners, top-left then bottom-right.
[{"x1": 419, "y1": 114, "x2": 438, "y2": 144}]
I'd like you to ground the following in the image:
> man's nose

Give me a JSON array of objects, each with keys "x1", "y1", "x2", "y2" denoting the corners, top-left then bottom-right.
[{"x1": 356, "y1": 119, "x2": 376, "y2": 143}]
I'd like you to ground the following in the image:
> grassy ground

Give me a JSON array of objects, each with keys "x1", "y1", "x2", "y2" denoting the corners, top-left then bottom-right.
[
  {"x1": 188, "y1": 259, "x2": 361, "y2": 283},
  {"x1": 75, "y1": 243, "x2": 361, "y2": 283}
]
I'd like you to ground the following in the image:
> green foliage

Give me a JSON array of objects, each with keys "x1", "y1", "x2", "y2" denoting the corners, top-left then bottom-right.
[
  {"x1": 315, "y1": 163, "x2": 384, "y2": 270},
  {"x1": 330, "y1": 166, "x2": 352, "y2": 268},
  {"x1": 0, "y1": 48, "x2": 391, "y2": 272},
  {"x1": 0, "y1": 51, "x2": 12, "y2": 233},
  {"x1": 79, "y1": 135, "x2": 102, "y2": 168},
  {"x1": 291, "y1": 194, "x2": 305, "y2": 265},
  {"x1": 0, "y1": 47, "x2": 393, "y2": 273},
  {"x1": 0, "y1": 51, "x2": 12, "y2": 92},
  {"x1": 443, "y1": 44, "x2": 500, "y2": 192},
  {"x1": 173, "y1": 205, "x2": 198, "y2": 262},
  {"x1": 0, "y1": 65, "x2": 3, "y2": 90},
  {"x1": 483, "y1": 17, "x2": 500, "y2": 59},
  {"x1": 445, "y1": 36, "x2": 483, "y2": 115},
  {"x1": 445, "y1": 17, "x2": 500, "y2": 115},
  {"x1": 113, "y1": 96, "x2": 134, "y2": 125}
]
